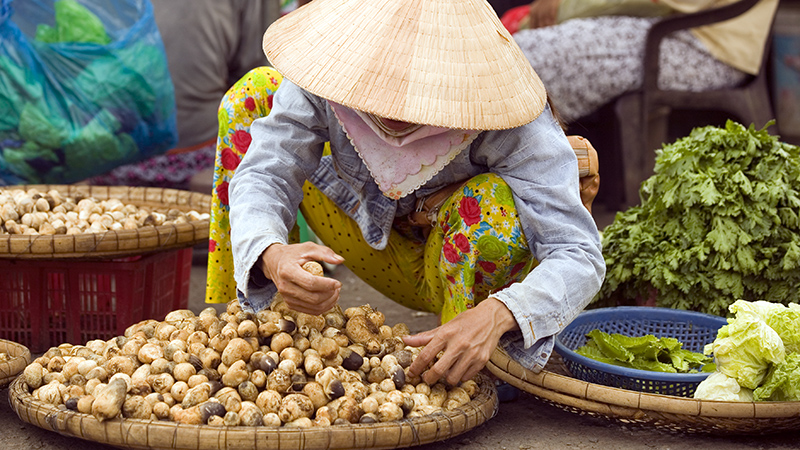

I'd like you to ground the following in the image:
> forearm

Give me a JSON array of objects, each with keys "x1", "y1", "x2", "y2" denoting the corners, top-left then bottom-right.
[
  {"x1": 229, "y1": 83, "x2": 329, "y2": 299},
  {"x1": 479, "y1": 107, "x2": 605, "y2": 350}
]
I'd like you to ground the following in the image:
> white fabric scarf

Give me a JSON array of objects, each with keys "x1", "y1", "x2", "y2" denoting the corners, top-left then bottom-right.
[{"x1": 329, "y1": 101, "x2": 479, "y2": 199}]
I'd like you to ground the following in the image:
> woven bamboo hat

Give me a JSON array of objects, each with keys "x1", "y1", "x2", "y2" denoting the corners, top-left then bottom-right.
[{"x1": 262, "y1": 0, "x2": 547, "y2": 130}]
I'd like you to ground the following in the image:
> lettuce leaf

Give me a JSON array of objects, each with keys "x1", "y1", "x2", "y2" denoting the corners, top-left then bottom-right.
[
  {"x1": 576, "y1": 330, "x2": 710, "y2": 373},
  {"x1": 753, "y1": 353, "x2": 800, "y2": 401},
  {"x1": 765, "y1": 306, "x2": 800, "y2": 354},
  {"x1": 728, "y1": 299, "x2": 800, "y2": 354}
]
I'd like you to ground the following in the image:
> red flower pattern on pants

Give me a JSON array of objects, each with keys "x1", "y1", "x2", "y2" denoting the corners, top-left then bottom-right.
[
  {"x1": 454, "y1": 233, "x2": 470, "y2": 253},
  {"x1": 458, "y1": 196, "x2": 482, "y2": 226},
  {"x1": 478, "y1": 260, "x2": 497, "y2": 273},
  {"x1": 232, "y1": 130, "x2": 252, "y2": 153},
  {"x1": 436, "y1": 173, "x2": 534, "y2": 323},
  {"x1": 220, "y1": 147, "x2": 240, "y2": 171},
  {"x1": 216, "y1": 181, "x2": 230, "y2": 206},
  {"x1": 443, "y1": 241, "x2": 461, "y2": 263}
]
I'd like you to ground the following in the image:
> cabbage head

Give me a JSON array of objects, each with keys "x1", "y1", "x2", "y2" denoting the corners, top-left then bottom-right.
[
  {"x1": 729, "y1": 300, "x2": 786, "y2": 319},
  {"x1": 694, "y1": 371, "x2": 754, "y2": 402},
  {"x1": 729, "y1": 300, "x2": 800, "y2": 354}
]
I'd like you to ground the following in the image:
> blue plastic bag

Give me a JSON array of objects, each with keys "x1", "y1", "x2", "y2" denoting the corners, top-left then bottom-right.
[{"x1": 0, "y1": 0, "x2": 177, "y2": 184}]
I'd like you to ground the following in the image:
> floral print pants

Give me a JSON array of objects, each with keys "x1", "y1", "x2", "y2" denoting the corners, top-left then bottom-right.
[
  {"x1": 207, "y1": 67, "x2": 535, "y2": 324},
  {"x1": 207, "y1": 67, "x2": 283, "y2": 304},
  {"x1": 300, "y1": 173, "x2": 535, "y2": 323}
]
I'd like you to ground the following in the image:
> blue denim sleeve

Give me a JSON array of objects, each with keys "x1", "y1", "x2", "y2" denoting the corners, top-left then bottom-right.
[
  {"x1": 228, "y1": 80, "x2": 329, "y2": 312},
  {"x1": 477, "y1": 105, "x2": 606, "y2": 372}
]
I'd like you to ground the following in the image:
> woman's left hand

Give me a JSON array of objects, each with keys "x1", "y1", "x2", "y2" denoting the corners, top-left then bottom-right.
[{"x1": 404, "y1": 297, "x2": 519, "y2": 385}]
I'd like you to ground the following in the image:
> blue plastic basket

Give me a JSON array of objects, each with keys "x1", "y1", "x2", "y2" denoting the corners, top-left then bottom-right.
[{"x1": 554, "y1": 307, "x2": 728, "y2": 397}]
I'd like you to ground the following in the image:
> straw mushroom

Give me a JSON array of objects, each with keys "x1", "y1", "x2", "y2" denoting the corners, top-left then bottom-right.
[
  {"x1": 122, "y1": 395, "x2": 153, "y2": 419},
  {"x1": 221, "y1": 338, "x2": 254, "y2": 366},
  {"x1": 24, "y1": 362, "x2": 45, "y2": 389},
  {"x1": 444, "y1": 387, "x2": 471, "y2": 410},
  {"x1": 278, "y1": 394, "x2": 314, "y2": 423},
  {"x1": 377, "y1": 402, "x2": 403, "y2": 422},
  {"x1": 214, "y1": 387, "x2": 243, "y2": 413},
  {"x1": 199, "y1": 400, "x2": 227, "y2": 424},
  {"x1": 239, "y1": 401, "x2": 264, "y2": 426},
  {"x1": 221, "y1": 360, "x2": 250, "y2": 387},
  {"x1": 315, "y1": 367, "x2": 345, "y2": 400},
  {"x1": 91, "y1": 378, "x2": 127, "y2": 421}
]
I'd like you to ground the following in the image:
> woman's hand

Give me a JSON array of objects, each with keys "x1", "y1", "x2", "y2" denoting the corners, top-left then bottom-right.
[
  {"x1": 404, "y1": 297, "x2": 519, "y2": 385},
  {"x1": 259, "y1": 242, "x2": 345, "y2": 315},
  {"x1": 526, "y1": 0, "x2": 562, "y2": 29}
]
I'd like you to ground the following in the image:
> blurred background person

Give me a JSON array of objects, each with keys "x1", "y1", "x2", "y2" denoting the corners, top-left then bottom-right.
[
  {"x1": 509, "y1": 0, "x2": 778, "y2": 124},
  {"x1": 89, "y1": 0, "x2": 280, "y2": 190}
]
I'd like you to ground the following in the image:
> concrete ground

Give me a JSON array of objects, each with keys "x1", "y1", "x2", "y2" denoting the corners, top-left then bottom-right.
[{"x1": 1, "y1": 204, "x2": 799, "y2": 449}]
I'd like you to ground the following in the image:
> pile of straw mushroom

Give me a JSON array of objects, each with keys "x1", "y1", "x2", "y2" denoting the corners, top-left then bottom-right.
[
  {"x1": 22, "y1": 262, "x2": 478, "y2": 427},
  {"x1": 0, "y1": 187, "x2": 209, "y2": 236}
]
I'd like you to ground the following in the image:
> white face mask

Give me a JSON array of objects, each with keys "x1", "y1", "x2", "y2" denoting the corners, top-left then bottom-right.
[
  {"x1": 363, "y1": 112, "x2": 424, "y2": 139},
  {"x1": 330, "y1": 102, "x2": 479, "y2": 199},
  {"x1": 355, "y1": 109, "x2": 446, "y2": 147}
]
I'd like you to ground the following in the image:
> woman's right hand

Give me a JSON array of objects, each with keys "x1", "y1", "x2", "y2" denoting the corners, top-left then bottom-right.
[
  {"x1": 526, "y1": 0, "x2": 562, "y2": 29},
  {"x1": 259, "y1": 242, "x2": 344, "y2": 315}
]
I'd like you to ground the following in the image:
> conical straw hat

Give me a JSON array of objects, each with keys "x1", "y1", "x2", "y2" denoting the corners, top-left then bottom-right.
[{"x1": 262, "y1": 0, "x2": 547, "y2": 130}]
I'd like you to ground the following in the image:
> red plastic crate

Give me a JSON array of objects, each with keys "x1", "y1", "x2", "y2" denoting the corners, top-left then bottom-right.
[{"x1": 0, "y1": 248, "x2": 191, "y2": 353}]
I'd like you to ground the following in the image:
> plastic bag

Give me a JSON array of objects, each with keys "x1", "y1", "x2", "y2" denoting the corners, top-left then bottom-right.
[{"x1": 0, "y1": 0, "x2": 177, "y2": 185}]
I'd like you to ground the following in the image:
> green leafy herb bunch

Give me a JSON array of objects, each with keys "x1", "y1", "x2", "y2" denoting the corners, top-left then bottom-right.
[{"x1": 598, "y1": 121, "x2": 800, "y2": 316}]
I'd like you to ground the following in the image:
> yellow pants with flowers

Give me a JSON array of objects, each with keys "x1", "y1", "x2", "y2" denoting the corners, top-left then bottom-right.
[{"x1": 208, "y1": 67, "x2": 537, "y2": 323}]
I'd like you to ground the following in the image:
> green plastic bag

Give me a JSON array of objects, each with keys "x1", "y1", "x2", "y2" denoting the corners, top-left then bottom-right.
[{"x1": 0, "y1": 0, "x2": 177, "y2": 184}]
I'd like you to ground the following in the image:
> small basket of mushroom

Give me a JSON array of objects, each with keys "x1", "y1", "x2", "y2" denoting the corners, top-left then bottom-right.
[
  {"x1": 8, "y1": 262, "x2": 498, "y2": 450},
  {"x1": 0, "y1": 339, "x2": 32, "y2": 388},
  {"x1": 0, "y1": 185, "x2": 211, "y2": 258}
]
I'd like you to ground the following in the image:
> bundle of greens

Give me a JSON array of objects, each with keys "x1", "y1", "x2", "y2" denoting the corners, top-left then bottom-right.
[
  {"x1": 576, "y1": 329, "x2": 712, "y2": 373},
  {"x1": 695, "y1": 299, "x2": 800, "y2": 402},
  {"x1": 598, "y1": 121, "x2": 800, "y2": 316}
]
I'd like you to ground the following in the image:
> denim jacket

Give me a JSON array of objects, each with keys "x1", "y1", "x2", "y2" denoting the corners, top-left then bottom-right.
[{"x1": 229, "y1": 79, "x2": 606, "y2": 372}]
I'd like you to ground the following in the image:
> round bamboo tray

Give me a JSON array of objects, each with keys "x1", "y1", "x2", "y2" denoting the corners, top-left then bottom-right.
[
  {"x1": 0, "y1": 339, "x2": 31, "y2": 388},
  {"x1": 487, "y1": 348, "x2": 800, "y2": 435},
  {"x1": 0, "y1": 185, "x2": 211, "y2": 259},
  {"x1": 8, "y1": 373, "x2": 498, "y2": 450}
]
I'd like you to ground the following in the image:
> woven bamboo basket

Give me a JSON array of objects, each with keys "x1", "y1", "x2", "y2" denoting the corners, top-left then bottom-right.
[
  {"x1": 8, "y1": 372, "x2": 497, "y2": 450},
  {"x1": 487, "y1": 348, "x2": 800, "y2": 435},
  {"x1": 0, "y1": 185, "x2": 211, "y2": 259},
  {"x1": 0, "y1": 339, "x2": 31, "y2": 388}
]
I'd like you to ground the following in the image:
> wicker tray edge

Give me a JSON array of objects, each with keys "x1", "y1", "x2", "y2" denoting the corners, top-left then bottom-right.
[
  {"x1": 487, "y1": 348, "x2": 800, "y2": 435},
  {"x1": 0, "y1": 339, "x2": 32, "y2": 388},
  {"x1": 8, "y1": 372, "x2": 498, "y2": 450},
  {"x1": 0, "y1": 185, "x2": 212, "y2": 259}
]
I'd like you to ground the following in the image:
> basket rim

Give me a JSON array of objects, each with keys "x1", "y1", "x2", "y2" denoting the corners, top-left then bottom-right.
[
  {"x1": 487, "y1": 347, "x2": 800, "y2": 435},
  {"x1": 554, "y1": 307, "x2": 728, "y2": 383},
  {"x1": 8, "y1": 371, "x2": 499, "y2": 450},
  {"x1": 0, "y1": 185, "x2": 211, "y2": 259},
  {"x1": 0, "y1": 339, "x2": 32, "y2": 388}
]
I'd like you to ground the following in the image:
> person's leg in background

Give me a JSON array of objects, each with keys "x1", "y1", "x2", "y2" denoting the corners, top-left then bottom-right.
[{"x1": 513, "y1": 16, "x2": 747, "y2": 124}]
